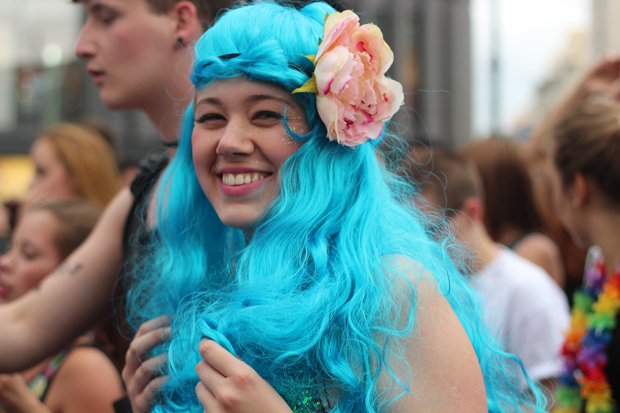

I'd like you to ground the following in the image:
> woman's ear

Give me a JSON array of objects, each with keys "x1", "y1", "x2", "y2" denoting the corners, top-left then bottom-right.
[
  {"x1": 169, "y1": 1, "x2": 200, "y2": 48},
  {"x1": 572, "y1": 172, "x2": 590, "y2": 208}
]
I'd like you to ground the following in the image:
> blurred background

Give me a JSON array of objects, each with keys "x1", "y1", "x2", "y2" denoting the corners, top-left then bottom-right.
[{"x1": 0, "y1": 0, "x2": 615, "y2": 202}]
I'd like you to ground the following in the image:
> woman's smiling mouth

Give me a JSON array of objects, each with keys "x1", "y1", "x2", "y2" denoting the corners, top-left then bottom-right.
[{"x1": 221, "y1": 172, "x2": 269, "y2": 186}]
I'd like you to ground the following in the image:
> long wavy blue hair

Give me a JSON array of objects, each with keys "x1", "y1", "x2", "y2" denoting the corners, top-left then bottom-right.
[{"x1": 126, "y1": 2, "x2": 548, "y2": 412}]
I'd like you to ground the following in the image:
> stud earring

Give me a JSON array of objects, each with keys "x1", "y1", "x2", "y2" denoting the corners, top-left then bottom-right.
[{"x1": 177, "y1": 37, "x2": 184, "y2": 47}]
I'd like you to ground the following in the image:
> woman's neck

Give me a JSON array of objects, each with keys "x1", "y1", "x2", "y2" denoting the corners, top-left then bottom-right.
[{"x1": 589, "y1": 208, "x2": 620, "y2": 274}]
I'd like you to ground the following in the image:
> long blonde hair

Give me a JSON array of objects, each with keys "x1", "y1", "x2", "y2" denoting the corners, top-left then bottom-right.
[{"x1": 37, "y1": 123, "x2": 121, "y2": 208}]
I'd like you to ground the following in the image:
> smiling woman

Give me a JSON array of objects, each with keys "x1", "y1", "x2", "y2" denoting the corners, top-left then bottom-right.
[
  {"x1": 192, "y1": 78, "x2": 308, "y2": 233},
  {"x1": 124, "y1": 2, "x2": 549, "y2": 412}
]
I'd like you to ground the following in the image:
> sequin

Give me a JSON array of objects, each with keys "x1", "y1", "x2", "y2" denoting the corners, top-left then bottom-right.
[{"x1": 280, "y1": 373, "x2": 327, "y2": 413}]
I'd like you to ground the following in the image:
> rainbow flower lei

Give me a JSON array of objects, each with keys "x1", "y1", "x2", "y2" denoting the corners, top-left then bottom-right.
[{"x1": 556, "y1": 258, "x2": 620, "y2": 413}]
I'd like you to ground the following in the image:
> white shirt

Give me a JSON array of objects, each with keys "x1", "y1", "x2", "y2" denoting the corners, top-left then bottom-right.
[{"x1": 474, "y1": 248, "x2": 570, "y2": 381}]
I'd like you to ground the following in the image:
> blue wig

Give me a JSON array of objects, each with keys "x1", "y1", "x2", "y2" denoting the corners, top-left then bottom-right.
[{"x1": 126, "y1": 2, "x2": 548, "y2": 412}]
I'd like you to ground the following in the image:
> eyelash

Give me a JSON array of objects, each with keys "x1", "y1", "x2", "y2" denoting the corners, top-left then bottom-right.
[
  {"x1": 94, "y1": 10, "x2": 118, "y2": 26},
  {"x1": 194, "y1": 111, "x2": 283, "y2": 124}
]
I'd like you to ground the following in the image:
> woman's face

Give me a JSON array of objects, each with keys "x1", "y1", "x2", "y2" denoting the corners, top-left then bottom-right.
[
  {"x1": 544, "y1": 148, "x2": 590, "y2": 248},
  {"x1": 74, "y1": 0, "x2": 179, "y2": 111},
  {"x1": 29, "y1": 139, "x2": 80, "y2": 202},
  {"x1": 192, "y1": 77, "x2": 308, "y2": 234},
  {"x1": 0, "y1": 210, "x2": 63, "y2": 303}
]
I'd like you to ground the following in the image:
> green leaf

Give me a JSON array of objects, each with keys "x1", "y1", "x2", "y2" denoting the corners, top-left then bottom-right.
[
  {"x1": 292, "y1": 75, "x2": 318, "y2": 95},
  {"x1": 303, "y1": 54, "x2": 316, "y2": 64}
]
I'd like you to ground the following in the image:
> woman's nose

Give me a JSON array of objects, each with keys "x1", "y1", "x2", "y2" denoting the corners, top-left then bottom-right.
[{"x1": 215, "y1": 120, "x2": 254, "y2": 158}]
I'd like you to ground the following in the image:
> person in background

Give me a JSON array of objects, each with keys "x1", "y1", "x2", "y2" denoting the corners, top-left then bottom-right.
[
  {"x1": 0, "y1": 201, "x2": 124, "y2": 413},
  {"x1": 404, "y1": 146, "x2": 570, "y2": 407},
  {"x1": 525, "y1": 56, "x2": 620, "y2": 302},
  {"x1": 460, "y1": 137, "x2": 565, "y2": 288},
  {"x1": 548, "y1": 100, "x2": 620, "y2": 413},
  {"x1": 28, "y1": 122, "x2": 121, "y2": 209}
]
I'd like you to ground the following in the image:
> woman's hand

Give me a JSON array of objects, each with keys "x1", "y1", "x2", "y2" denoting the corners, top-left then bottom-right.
[
  {"x1": 122, "y1": 315, "x2": 171, "y2": 413},
  {"x1": 0, "y1": 373, "x2": 49, "y2": 413},
  {"x1": 195, "y1": 339, "x2": 293, "y2": 413}
]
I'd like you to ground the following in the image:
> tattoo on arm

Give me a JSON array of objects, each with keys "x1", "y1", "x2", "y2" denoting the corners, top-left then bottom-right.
[{"x1": 32, "y1": 262, "x2": 85, "y2": 293}]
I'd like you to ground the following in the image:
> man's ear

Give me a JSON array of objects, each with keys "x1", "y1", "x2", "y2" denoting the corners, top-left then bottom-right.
[
  {"x1": 169, "y1": 1, "x2": 200, "y2": 47},
  {"x1": 459, "y1": 197, "x2": 485, "y2": 223}
]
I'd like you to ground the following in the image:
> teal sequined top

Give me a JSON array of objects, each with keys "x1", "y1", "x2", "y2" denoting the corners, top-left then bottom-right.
[{"x1": 283, "y1": 383, "x2": 327, "y2": 413}]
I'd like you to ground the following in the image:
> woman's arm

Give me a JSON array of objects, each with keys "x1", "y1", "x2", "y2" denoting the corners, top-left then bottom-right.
[
  {"x1": 515, "y1": 233, "x2": 565, "y2": 288},
  {"x1": 44, "y1": 347, "x2": 125, "y2": 413},
  {"x1": 383, "y1": 275, "x2": 488, "y2": 413},
  {"x1": 0, "y1": 188, "x2": 133, "y2": 372}
]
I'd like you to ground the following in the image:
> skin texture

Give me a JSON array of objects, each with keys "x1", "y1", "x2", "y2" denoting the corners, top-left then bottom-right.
[
  {"x1": 192, "y1": 78, "x2": 308, "y2": 234},
  {"x1": 0, "y1": 210, "x2": 124, "y2": 413},
  {"x1": 28, "y1": 141, "x2": 81, "y2": 204}
]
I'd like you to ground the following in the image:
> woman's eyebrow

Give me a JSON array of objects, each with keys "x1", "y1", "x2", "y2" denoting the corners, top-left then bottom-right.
[
  {"x1": 195, "y1": 97, "x2": 223, "y2": 107},
  {"x1": 246, "y1": 94, "x2": 292, "y2": 106},
  {"x1": 195, "y1": 94, "x2": 292, "y2": 108}
]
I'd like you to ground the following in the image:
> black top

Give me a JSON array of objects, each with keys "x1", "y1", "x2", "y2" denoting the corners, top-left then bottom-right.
[{"x1": 108, "y1": 149, "x2": 169, "y2": 370}]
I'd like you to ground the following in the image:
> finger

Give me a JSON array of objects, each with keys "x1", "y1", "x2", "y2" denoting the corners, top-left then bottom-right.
[
  {"x1": 195, "y1": 359, "x2": 226, "y2": 393},
  {"x1": 134, "y1": 375, "x2": 169, "y2": 413},
  {"x1": 198, "y1": 339, "x2": 241, "y2": 377},
  {"x1": 125, "y1": 353, "x2": 167, "y2": 395},
  {"x1": 125, "y1": 326, "x2": 171, "y2": 374},
  {"x1": 195, "y1": 381, "x2": 218, "y2": 412},
  {"x1": 134, "y1": 315, "x2": 171, "y2": 339}
]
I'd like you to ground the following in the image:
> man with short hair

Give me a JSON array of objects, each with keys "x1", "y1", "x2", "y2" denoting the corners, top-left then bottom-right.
[{"x1": 406, "y1": 146, "x2": 570, "y2": 405}]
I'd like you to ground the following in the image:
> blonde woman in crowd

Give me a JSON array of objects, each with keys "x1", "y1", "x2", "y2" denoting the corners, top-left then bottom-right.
[{"x1": 28, "y1": 122, "x2": 121, "y2": 209}]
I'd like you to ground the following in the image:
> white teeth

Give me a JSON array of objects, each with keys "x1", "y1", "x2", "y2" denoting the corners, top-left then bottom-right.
[{"x1": 222, "y1": 173, "x2": 267, "y2": 186}]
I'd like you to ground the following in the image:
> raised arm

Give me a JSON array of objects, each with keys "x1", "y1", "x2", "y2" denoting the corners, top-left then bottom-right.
[{"x1": 0, "y1": 188, "x2": 133, "y2": 372}]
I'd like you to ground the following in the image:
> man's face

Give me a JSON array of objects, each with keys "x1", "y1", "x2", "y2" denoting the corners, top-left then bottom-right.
[{"x1": 75, "y1": 0, "x2": 179, "y2": 111}]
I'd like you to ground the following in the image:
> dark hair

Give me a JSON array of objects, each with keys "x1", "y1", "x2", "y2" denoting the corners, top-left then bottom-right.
[
  {"x1": 554, "y1": 100, "x2": 620, "y2": 207},
  {"x1": 402, "y1": 145, "x2": 484, "y2": 213},
  {"x1": 459, "y1": 138, "x2": 542, "y2": 241},
  {"x1": 144, "y1": 0, "x2": 233, "y2": 28},
  {"x1": 72, "y1": 0, "x2": 234, "y2": 29}
]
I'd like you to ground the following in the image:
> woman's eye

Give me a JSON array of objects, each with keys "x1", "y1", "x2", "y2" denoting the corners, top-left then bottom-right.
[
  {"x1": 195, "y1": 114, "x2": 225, "y2": 124},
  {"x1": 254, "y1": 111, "x2": 282, "y2": 120},
  {"x1": 21, "y1": 251, "x2": 37, "y2": 261}
]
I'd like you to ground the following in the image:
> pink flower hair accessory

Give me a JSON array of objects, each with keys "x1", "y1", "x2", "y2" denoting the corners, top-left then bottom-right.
[{"x1": 293, "y1": 10, "x2": 404, "y2": 149}]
